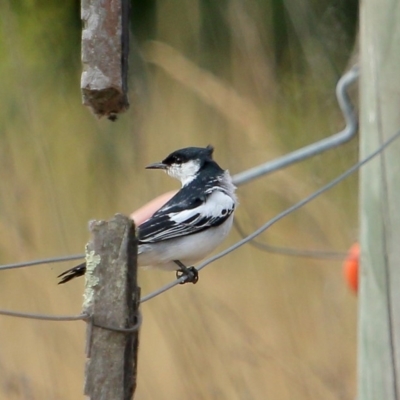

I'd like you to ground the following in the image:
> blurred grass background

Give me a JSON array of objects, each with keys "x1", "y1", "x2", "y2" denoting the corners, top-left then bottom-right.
[{"x1": 0, "y1": 0, "x2": 359, "y2": 399}]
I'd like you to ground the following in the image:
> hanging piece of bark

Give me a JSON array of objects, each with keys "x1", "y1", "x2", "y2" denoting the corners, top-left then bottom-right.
[{"x1": 81, "y1": 0, "x2": 130, "y2": 120}]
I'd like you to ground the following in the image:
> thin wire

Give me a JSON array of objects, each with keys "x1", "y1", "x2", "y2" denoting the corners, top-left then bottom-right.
[
  {"x1": 140, "y1": 277, "x2": 186, "y2": 302},
  {"x1": 91, "y1": 310, "x2": 143, "y2": 333},
  {"x1": 0, "y1": 307, "x2": 142, "y2": 334},
  {"x1": 0, "y1": 69, "x2": 396, "y2": 309},
  {"x1": 0, "y1": 309, "x2": 88, "y2": 321},
  {"x1": 232, "y1": 65, "x2": 359, "y2": 186},
  {"x1": 140, "y1": 128, "x2": 400, "y2": 303},
  {"x1": 0, "y1": 254, "x2": 85, "y2": 272},
  {"x1": 0, "y1": 67, "x2": 358, "y2": 274},
  {"x1": 230, "y1": 65, "x2": 358, "y2": 260},
  {"x1": 233, "y1": 219, "x2": 347, "y2": 260}
]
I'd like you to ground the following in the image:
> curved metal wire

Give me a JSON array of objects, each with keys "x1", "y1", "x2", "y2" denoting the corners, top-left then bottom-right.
[
  {"x1": 0, "y1": 254, "x2": 85, "y2": 272},
  {"x1": 232, "y1": 65, "x2": 359, "y2": 186},
  {"x1": 0, "y1": 67, "x2": 358, "y2": 274}
]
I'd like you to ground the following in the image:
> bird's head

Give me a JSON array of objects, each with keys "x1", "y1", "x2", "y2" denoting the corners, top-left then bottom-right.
[{"x1": 146, "y1": 145, "x2": 215, "y2": 186}]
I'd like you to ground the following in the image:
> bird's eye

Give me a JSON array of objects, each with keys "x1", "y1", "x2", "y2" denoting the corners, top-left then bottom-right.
[{"x1": 174, "y1": 157, "x2": 182, "y2": 163}]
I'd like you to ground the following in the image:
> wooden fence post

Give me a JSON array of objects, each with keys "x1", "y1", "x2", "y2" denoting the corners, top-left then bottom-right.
[
  {"x1": 83, "y1": 214, "x2": 140, "y2": 400},
  {"x1": 359, "y1": 0, "x2": 400, "y2": 398}
]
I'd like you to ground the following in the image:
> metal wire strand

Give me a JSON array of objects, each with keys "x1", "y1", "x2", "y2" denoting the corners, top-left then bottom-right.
[
  {"x1": 0, "y1": 307, "x2": 143, "y2": 334},
  {"x1": 0, "y1": 309, "x2": 88, "y2": 321},
  {"x1": 0, "y1": 254, "x2": 85, "y2": 272},
  {"x1": 0, "y1": 70, "x2": 398, "y2": 311},
  {"x1": 233, "y1": 219, "x2": 347, "y2": 260},
  {"x1": 0, "y1": 67, "x2": 358, "y2": 274},
  {"x1": 232, "y1": 65, "x2": 359, "y2": 186},
  {"x1": 91, "y1": 310, "x2": 143, "y2": 333}
]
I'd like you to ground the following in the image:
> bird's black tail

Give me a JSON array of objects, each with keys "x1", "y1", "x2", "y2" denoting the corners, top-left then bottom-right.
[{"x1": 57, "y1": 262, "x2": 87, "y2": 284}]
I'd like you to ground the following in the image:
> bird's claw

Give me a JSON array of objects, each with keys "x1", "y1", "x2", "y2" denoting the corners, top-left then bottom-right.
[{"x1": 176, "y1": 266, "x2": 199, "y2": 284}]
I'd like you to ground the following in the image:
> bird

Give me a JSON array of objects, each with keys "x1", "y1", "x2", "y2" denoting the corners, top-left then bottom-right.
[{"x1": 58, "y1": 145, "x2": 237, "y2": 284}]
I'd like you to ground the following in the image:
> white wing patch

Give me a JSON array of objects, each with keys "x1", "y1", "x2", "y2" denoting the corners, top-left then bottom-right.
[
  {"x1": 170, "y1": 190, "x2": 234, "y2": 223},
  {"x1": 138, "y1": 189, "x2": 235, "y2": 243}
]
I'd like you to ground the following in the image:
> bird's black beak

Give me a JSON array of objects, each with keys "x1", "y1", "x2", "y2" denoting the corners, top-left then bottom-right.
[{"x1": 145, "y1": 162, "x2": 167, "y2": 170}]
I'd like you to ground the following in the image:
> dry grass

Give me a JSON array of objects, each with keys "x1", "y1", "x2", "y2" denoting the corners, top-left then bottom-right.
[{"x1": 0, "y1": 1, "x2": 358, "y2": 399}]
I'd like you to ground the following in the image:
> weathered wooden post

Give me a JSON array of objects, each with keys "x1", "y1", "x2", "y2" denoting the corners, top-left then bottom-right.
[
  {"x1": 83, "y1": 214, "x2": 140, "y2": 400},
  {"x1": 359, "y1": 0, "x2": 400, "y2": 398},
  {"x1": 81, "y1": 0, "x2": 130, "y2": 119}
]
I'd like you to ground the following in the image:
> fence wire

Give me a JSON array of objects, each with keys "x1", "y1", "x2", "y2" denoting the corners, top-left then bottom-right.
[
  {"x1": 0, "y1": 65, "x2": 382, "y2": 324},
  {"x1": 0, "y1": 254, "x2": 85, "y2": 272},
  {"x1": 0, "y1": 66, "x2": 359, "y2": 275}
]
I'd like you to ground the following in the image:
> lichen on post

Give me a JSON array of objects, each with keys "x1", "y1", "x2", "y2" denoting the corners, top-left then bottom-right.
[{"x1": 84, "y1": 214, "x2": 139, "y2": 400}]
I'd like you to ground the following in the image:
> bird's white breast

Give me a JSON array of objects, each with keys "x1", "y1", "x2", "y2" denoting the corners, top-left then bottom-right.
[{"x1": 137, "y1": 214, "x2": 234, "y2": 270}]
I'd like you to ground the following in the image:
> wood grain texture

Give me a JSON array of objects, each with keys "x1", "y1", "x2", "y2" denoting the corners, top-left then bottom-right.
[
  {"x1": 359, "y1": 0, "x2": 400, "y2": 398},
  {"x1": 84, "y1": 214, "x2": 139, "y2": 400}
]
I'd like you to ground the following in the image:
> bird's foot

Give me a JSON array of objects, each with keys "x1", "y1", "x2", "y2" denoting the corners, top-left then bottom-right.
[
  {"x1": 176, "y1": 267, "x2": 198, "y2": 284},
  {"x1": 174, "y1": 260, "x2": 199, "y2": 284}
]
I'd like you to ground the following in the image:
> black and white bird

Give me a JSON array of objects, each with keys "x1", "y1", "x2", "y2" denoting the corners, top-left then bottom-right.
[{"x1": 58, "y1": 145, "x2": 237, "y2": 284}]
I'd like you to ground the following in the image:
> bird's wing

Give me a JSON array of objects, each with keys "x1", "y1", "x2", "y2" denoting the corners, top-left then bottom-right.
[{"x1": 138, "y1": 189, "x2": 235, "y2": 243}]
